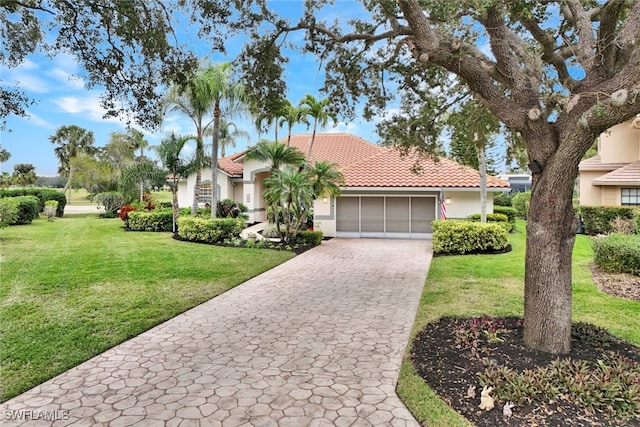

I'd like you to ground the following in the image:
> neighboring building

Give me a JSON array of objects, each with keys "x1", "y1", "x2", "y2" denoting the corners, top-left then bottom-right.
[
  {"x1": 178, "y1": 133, "x2": 510, "y2": 238},
  {"x1": 496, "y1": 174, "x2": 532, "y2": 194},
  {"x1": 579, "y1": 117, "x2": 640, "y2": 206}
]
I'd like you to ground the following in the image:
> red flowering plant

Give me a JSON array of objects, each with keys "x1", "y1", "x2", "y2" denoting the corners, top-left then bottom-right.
[{"x1": 119, "y1": 205, "x2": 137, "y2": 222}]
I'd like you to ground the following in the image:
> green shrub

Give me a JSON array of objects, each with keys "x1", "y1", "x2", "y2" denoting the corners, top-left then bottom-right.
[
  {"x1": 0, "y1": 197, "x2": 19, "y2": 227},
  {"x1": 0, "y1": 188, "x2": 66, "y2": 217},
  {"x1": 634, "y1": 211, "x2": 640, "y2": 235},
  {"x1": 467, "y1": 213, "x2": 513, "y2": 232},
  {"x1": 592, "y1": 234, "x2": 640, "y2": 275},
  {"x1": 177, "y1": 217, "x2": 245, "y2": 244},
  {"x1": 296, "y1": 230, "x2": 323, "y2": 246},
  {"x1": 93, "y1": 192, "x2": 125, "y2": 217},
  {"x1": 511, "y1": 190, "x2": 531, "y2": 219},
  {"x1": 6, "y1": 196, "x2": 41, "y2": 225},
  {"x1": 493, "y1": 206, "x2": 517, "y2": 224},
  {"x1": 127, "y1": 209, "x2": 174, "y2": 232},
  {"x1": 432, "y1": 220, "x2": 510, "y2": 255},
  {"x1": 578, "y1": 206, "x2": 636, "y2": 235},
  {"x1": 493, "y1": 193, "x2": 512, "y2": 206}
]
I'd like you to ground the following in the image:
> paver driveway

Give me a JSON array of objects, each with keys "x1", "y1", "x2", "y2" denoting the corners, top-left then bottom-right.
[{"x1": 1, "y1": 238, "x2": 432, "y2": 426}]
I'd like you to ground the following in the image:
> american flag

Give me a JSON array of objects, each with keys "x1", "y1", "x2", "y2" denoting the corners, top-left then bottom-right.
[{"x1": 440, "y1": 193, "x2": 447, "y2": 220}]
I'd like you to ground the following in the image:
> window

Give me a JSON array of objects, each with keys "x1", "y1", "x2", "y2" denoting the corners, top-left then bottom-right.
[
  {"x1": 621, "y1": 188, "x2": 640, "y2": 206},
  {"x1": 199, "y1": 184, "x2": 212, "y2": 204}
]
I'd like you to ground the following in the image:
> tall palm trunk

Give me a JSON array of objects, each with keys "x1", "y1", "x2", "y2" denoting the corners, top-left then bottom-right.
[
  {"x1": 476, "y1": 136, "x2": 487, "y2": 223},
  {"x1": 210, "y1": 104, "x2": 221, "y2": 219},
  {"x1": 307, "y1": 122, "x2": 318, "y2": 157}
]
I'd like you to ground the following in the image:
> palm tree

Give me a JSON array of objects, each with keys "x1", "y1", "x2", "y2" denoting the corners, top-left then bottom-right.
[
  {"x1": 245, "y1": 140, "x2": 306, "y2": 172},
  {"x1": 164, "y1": 69, "x2": 215, "y2": 215},
  {"x1": 154, "y1": 132, "x2": 198, "y2": 232},
  {"x1": 0, "y1": 144, "x2": 10, "y2": 164},
  {"x1": 49, "y1": 125, "x2": 97, "y2": 198},
  {"x1": 201, "y1": 62, "x2": 247, "y2": 218},
  {"x1": 299, "y1": 94, "x2": 337, "y2": 157},
  {"x1": 127, "y1": 129, "x2": 149, "y2": 159},
  {"x1": 254, "y1": 98, "x2": 288, "y2": 141},
  {"x1": 306, "y1": 161, "x2": 344, "y2": 200},
  {"x1": 279, "y1": 100, "x2": 309, "y2": 146},
  {"x1": 12, "y1": 163, "x2": 37, "y2": 187},
  {"x1": 263, "y1": 167, "x2": 315, "y2": 244},
  {"x1": 204, "y1": 119, "x2": 249, "y2": 158}
]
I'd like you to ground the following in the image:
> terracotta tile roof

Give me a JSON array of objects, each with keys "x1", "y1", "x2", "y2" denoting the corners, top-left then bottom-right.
[
  {"x1": 283, "y1": 133, "x2": 381, "y2": 169},
  {"x1": 218, "y1": 150, "x2": 246, "y2": 176},
  {"x1": 224, "y1": 133, "x2": 508, "y2": 189},
  {"x1": 579, "y1": 155, "x2": 630, "y2": 171},
  {"x1": 593, "y1": 160, "x2": 640, "y2": 185},
  {"x1": 340, "y1": 147, "x2": 509, "y2": 188}
]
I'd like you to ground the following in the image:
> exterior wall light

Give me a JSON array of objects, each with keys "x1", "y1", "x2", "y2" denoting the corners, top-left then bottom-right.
[{"x1": 445, "y1": 198, "x2": 451, "y2": 205}]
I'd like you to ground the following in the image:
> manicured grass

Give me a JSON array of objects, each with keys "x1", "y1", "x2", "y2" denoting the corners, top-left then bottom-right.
[
  {"x1": 399, "y1": 220, "x2": 640, "y2": 426},
  {"x1": 0, "y1": 216, "x2": 294, "y2": 402}
]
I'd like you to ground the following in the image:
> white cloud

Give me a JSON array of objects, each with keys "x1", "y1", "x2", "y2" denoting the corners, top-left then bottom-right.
[
  {"x1": 327, "y1": 121, "x2": 360, "y2": 134},
  {"x1": 24, "y1": 112, "x2": 55, "y2": 129},
  {"x1": 52, "y1": 93, "x2": 126, "y2": 125}
]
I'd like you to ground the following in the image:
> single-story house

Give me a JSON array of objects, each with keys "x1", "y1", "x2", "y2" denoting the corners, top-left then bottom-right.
[
  {"x1": 579, "y1": 116, "x2": 640, "y2": 206},
  {"x1": 177, "y1": 133, "x2": 510, "y2": 238}
]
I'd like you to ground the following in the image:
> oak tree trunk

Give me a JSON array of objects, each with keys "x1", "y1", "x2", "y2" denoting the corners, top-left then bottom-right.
[{"x1": 522, "y1": 133, "x2": 583, "y2": 354}]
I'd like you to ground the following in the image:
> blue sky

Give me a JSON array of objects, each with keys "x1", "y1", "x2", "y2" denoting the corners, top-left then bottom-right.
[{"x1": 0, "y1": 1, "x2": 381, "y2": 176}]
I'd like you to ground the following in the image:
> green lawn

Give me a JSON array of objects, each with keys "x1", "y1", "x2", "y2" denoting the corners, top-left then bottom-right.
[
  {"x1": 0, "y1": 215, "x2": 294, "y2": 402},
  {"x1": 398, "y1": 221, "x2": 640, "y2": 427}
]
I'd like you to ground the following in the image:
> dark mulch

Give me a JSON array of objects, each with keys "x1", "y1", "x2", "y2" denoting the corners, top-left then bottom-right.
[{"x1": 411, "y1": 317, "x2": 640, "y2": 427}]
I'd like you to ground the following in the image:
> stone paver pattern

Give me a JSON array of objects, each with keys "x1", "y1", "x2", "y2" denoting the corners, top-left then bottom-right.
[{"x1": 1, "y1": 238, "x2": 432, "y2": 426}]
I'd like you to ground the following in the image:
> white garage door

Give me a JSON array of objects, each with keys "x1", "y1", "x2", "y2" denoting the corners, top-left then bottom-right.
[{"x1": 336, "y1": 196, "x2": 435, "y2": 238}]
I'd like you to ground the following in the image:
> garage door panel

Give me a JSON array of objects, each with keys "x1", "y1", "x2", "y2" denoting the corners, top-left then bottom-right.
[
  {"x1": 386, "y1": 197, "x2": 410, "y2": 233},
  {"x1": 411, "y1": 197, "x2": 435, "y2": 233},
  {"x1": 361, "y1": 197, "x2": 384, "y2": 232},
  {"x1": 336, "y1": 197, "x2": 359, "y2": 232}
]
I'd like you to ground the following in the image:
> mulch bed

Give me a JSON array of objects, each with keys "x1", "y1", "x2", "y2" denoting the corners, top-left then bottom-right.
[
  {"x1": 591, "y1": 264, "x2": 640, "y2": 302},
  {"x1": 410, "y1": 316, "x2": 640, "y2": 426}
]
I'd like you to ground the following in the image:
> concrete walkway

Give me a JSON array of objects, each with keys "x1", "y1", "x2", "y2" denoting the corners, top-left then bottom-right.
[{"x1": 1, "y1": 239, "x2": 432, "y2": 426}]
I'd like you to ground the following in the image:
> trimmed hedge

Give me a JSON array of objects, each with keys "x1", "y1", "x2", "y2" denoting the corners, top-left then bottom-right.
[
  {"x1": 1, "y1": 196, "x2": 41, "y2": 225},
  {"x1": 0, "y1": 198, "x2": 19, "y2": 227},
  {"x1": 0, "y1": 188, "x2": 66, "y2": 217},
  {"x1": 296, "y1": 230, "x2": 323, "y2": 246},
  {"x1": 592, "y1": 234, "x2": 640, "y2": 276},
  {"x1": 432, "y1": 220, "x2": 510, "y2": 255},
  {"x1": 177, "y1": 216, "x2": 245, "y2": 244},
  {"x1": 493, "y1": 206, "x2": 517, "y2": 224},
  {"x1": 127, "y1": 209, "x2": 173, "y2": 232},
  {"x1": 467, "y1": 213, "x2": 513, "y2": 232},
  {"x1": 578, "y1": 206, "x2": 636, "y2": 235}
]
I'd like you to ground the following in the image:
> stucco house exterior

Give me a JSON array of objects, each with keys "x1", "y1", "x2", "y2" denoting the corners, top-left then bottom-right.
[
  {"x1": 579, "y1": 117, "x2": 640, "y2": 206},
  {"x1": 177, "y1": 133, "x2": 510, "y2": 238}
]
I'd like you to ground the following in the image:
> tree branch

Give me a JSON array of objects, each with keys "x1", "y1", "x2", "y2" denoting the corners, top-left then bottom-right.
[
  {"x1": 517, "y1": 15, "x2": 577, "y2": 89},
  {"x1": 614, "y1": 1, "x2": 640, "y2": 63},
  {"x1": 564, "y1": 0, "x2": 596, "y2": 69},
  {"x1": 596, "y1": 0, "x2": 626, "y2": 73}
]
